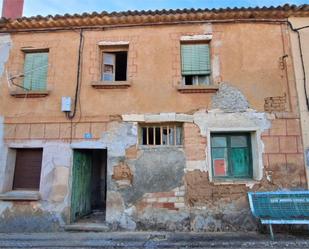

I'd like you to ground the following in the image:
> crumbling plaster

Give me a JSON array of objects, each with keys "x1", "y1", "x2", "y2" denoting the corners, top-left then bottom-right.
[{"x1": 0, "y1": 140, "x2": 72, "y2": 230}]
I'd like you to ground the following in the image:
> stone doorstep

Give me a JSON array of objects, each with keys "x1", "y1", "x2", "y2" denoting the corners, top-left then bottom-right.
[
  {"x1": 0, "y1": 190, "x2": 40, "y2": 201},
  {"x1": 64, "y1": 223, "x2": 110, "y2": 232}
]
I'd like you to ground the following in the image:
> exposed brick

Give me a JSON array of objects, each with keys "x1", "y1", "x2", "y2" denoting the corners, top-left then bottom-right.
[
  {"x1": 263, "y1": 136, "x2": 279, "y2": 153},
  {"x1": 150, "y1": 192, "x2": 175, "y2": 198},
  {"x1": 125, "y1": 145, "x2": 138, "y2": 159},
  {"x1": 286, "y1": 119, "x2": 301, "y2": 136},
  {"x1": 162, "y1": 202, "x2": 176, "y2": 209},
  {"x1": 279, "y1": 136, "x2": 298, "y2": 153},
  {"x1": 152, "y1": 203, "x2": 164, "y2": 209},
  {"x1": 269, "y1": 119, "x2": 286, "y2": 136},
  {"x1": 185, "y1": 146, "x2": 206, "y2": 161}
]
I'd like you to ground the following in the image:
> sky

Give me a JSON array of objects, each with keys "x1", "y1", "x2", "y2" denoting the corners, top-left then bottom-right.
[{"x1": 1, "y1": 0, "x2": 309, "y2": 17}]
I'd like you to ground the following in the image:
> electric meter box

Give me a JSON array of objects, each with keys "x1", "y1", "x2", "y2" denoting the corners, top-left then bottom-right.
[{"x1": 61, "y1": 97, "x2": 72, "y2": 112}]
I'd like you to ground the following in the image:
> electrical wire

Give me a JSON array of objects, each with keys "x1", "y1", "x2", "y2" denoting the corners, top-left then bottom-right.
[
  {"x1": 67, "y1": 29, "x2": 84, "y2": 120},
  {"x1": 287, "y1": 21, "x2": 309, "y2": 111}
]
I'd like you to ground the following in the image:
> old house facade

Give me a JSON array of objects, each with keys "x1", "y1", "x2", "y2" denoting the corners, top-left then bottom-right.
[{"x1": 0, "y1": 3, "x2": 308, "y2": 232}]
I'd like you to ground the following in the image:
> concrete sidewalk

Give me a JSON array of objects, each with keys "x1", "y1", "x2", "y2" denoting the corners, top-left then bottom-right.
[{"x1": 0, "y1": 232, "x2": 309, "y2": 248}]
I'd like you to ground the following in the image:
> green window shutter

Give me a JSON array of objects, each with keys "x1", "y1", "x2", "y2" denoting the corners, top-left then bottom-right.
[
  {"x1": 181, "y1": 44, "x2": 211, "y2": 75},
  {"x1": 23, "y1": 52, "x2": 48, "y2": 91}
]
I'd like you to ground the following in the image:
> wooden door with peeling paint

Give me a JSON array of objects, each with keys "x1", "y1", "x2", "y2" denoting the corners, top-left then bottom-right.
[{"x1": 71, "y1": 150, "x2": 92, "y2": 223}]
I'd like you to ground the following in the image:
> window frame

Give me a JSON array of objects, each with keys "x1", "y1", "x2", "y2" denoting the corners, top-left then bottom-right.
[
  {"x1": 22, "y1": 49, "x2": 49, "y2": 91},
  {"x1": 210, "y1": 132, "x2": 253, "y2": 180},
  {"x1": 180, "y1": 41, "x2": 212, "y2": 86},
  {"x1": 100, "y1": 45, "x2": 129, "y2": 83},
  {"x1": 139, "y1": 123, "x2": 183, "y2": 147}
]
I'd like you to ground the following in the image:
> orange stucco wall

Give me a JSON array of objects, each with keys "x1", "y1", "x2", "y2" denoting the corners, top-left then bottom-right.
[{"x1": 0, "y1": 22, "x2": 297, "y2": 124}]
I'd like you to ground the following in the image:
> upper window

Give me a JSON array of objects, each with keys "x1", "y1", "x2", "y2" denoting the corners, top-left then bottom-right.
[
  {"x1": 181, "y1": 44, "x2": 211, "y2": 86},
  {"x1": 23, "y1": 51, "x2": 49, "y2": 91},
  {"x1": 102, "y1": 48, "x2": 128, "y2": 82},
  {"x1": 13, "y1": 148, "x2": 43, "y2": 190},
  {"x1": 211, "y1": 133, "x2": 252, "y2": 179},
  {"x1": 140, "y1": 124, "x2": 183, "y2": 146}
]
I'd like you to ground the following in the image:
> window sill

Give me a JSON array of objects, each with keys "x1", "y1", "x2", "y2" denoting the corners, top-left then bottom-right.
[
  {"x1": 212, "y1": 179, "x2": 258, "y2": 186},
  {"x1": 177, "y1": 85, "x2": 219, "y2": 93},
  {"x1": 138, "y1": 145, "x2": 183, "y2": 150},
  {"x1": 10, "y1": 90, "x2": 50, "y2": 98},
  {"x1": 0, "y1": 190, "x2": 40, "y2": 201},
  {"x1": 91, "y1": 81, "x2": 131, "y2": 89}
]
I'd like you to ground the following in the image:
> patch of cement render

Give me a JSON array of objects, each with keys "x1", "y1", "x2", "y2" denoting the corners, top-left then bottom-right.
[
  {"x1": 211, "y1": 83, "x2": 250, "y2": 112},
  {"x1": 137, "y1": 208, "x2": 190, "y2": 231},
  {"x1": 120, "y1": 147, "x2": 186, "y2": 204},
  {"x1": 71, "y1": 122, "x2": 137, "y2": 158},
  {"x1": 0, "y1": 204, "x2": 63, "y2": 232},
  {"x1": 193, "y1": 110, "x2": 271, "y2": 137}
]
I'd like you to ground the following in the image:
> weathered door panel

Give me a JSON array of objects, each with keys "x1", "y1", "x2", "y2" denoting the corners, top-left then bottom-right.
[{"x1": 71, "y1": 150, "x2": 92, "y2": 223}]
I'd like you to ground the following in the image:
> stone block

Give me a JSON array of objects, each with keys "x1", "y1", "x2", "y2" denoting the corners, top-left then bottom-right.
[
  {"x1": 15, "y1": 124, "x2": 30, "y2": 139},
  {"x1": 286, "y1": 154, "x2": 305, "y2": 167},
  {"x1": 45, "y1": 124, "x2": 60, "y2": 139},
  {"x1": 268, "y1": 154, "x2": 286, "y2": 170},
  {"x1": 279, "y1": 136, "x2": 298, "y2": 153},
  {"x1": 269, "y1": 119, "x2": 286, "y2": 136},
  {"x1": 263, "y1": 136, "x2": 279, "y2": 153},
  {"x1": 4, "y1": 124, "x2": 15, "y2": 139},
  {"x1": 91, "y1": 122, "x2": 107, "y2": 139},
  {"x1": 74, "y1": 123, "x2": 90, "y2": 139},
  {"x1": 262, "y1": 154, "x2": 269, "y2": 168},
  {"x1": 297, "y1": 137, "x2": 304, "y2": 153},
  {"x1": 59, "y1": 123, "x2": 72, "y2": 139},
  {"x1": 30, "y1": 124, "x2": 45, "y2": 139},
  {"x1": 286, "y1": 119, "x2": 301, "y2": 136}
]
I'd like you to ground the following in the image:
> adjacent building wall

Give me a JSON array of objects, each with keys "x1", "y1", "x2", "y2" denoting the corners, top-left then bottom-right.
[{"x1": 289, "y1": 17, "x2": 309, "y2": 186}]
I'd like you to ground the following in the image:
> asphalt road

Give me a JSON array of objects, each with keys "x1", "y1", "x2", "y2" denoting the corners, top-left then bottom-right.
[{"x1": 0, "y1": 232, "x2": 309, "y2": 248}]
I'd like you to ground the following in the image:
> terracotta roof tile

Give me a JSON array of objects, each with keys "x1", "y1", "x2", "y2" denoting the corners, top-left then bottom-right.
[{"x1": 0, "y1": 4, "x2": 308, "y2": 31}]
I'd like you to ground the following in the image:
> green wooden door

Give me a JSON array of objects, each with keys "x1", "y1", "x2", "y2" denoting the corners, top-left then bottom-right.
[{"x1": 71, "y1": 150, "x2": 92, "y2": 223}]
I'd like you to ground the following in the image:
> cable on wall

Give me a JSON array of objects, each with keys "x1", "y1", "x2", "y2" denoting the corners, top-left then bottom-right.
[{"x1": 67, "y1": 29, "x2": 84, "y2": 120}]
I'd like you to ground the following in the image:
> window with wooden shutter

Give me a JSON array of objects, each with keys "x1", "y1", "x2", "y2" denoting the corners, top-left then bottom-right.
[
  {"x1": 211, "y1": 133, "x2": 252, "y2": 179},
  {"x1": 181, "y1": 44, "x2": 211, "y2": 86},
  {"x1": 23, "y1": 52, "x2": 49, "y2": 91},
  {"x1": 13, "y1": 149, "x2": 43, "y2": 190}
]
